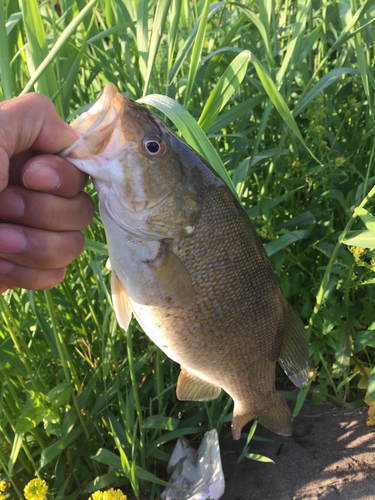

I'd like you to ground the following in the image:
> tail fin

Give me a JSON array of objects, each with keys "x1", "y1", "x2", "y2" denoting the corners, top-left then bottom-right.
[
  {"x1": 279, "y1": 303, "x2": 309, "y2": 387},
  {"x1": 231, "y1": 392, "x2": 292, "y2": 440},
  {"x1": 257, "y1": 392, "x2": 293, "y2": 437}
]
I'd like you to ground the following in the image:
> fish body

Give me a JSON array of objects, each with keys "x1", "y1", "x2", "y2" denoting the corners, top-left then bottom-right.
[{"x1": 62, "y1": 83, "x2": 309, "y2": 439}]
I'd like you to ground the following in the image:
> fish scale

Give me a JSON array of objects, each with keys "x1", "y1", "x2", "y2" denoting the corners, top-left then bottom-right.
[{"x1": 61, "y1": 82, "x2": 309, "y2": 439}]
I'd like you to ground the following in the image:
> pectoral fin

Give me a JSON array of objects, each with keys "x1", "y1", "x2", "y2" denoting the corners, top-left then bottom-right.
[
  {"x1": 110, "y1": 269, "x2": 132, "y2": 330},
  {"x1": 147, "y1": 245, "x2": 195, "y2": 308},
  {"x1": 177, "y1": 368, "x2": 221, "y2": 401},
  {"x1": 278, "y1": 303, "x2": 309, "y2": 387}
]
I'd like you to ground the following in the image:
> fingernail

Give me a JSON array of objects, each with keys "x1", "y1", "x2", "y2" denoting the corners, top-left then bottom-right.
[
  {"x1": 0, "y1": 189, "x2": 25, "y2": 219},
  {"x1": 23, "y1": 164, "x2": 61, "y2": 192},
  {"x1": 0, "y1": 228, "x2": 27, "y2": 253},
  {"x1": 0, "y1": 259, "x2": 14, "y2": 274}
]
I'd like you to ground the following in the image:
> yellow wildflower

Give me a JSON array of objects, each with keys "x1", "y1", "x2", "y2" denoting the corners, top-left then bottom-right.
[
  {"x1": 89, "y1": 489, "x2": 127, "y2": 500},
  {"x1": 24, "y1": 479, "x2": 48, "y2": 500},
  {"x1": 349, "y1": 246, "x2": 366, "y2": 264},
  {"x1": 0, "y1": 481, "x2": 8, "y2": 500},
  {"x1": 335, "y1": 156, "x2": 346, "y2": 167}
]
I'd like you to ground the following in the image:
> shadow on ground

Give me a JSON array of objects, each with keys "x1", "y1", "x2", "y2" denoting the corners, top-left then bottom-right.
[{"x1": 220, "y1": 402, "x2": 375, "y2": 500}]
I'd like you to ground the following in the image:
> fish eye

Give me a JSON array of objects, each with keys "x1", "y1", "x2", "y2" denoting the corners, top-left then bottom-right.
[
  {"x1": 142, "y1": 136, "x2": 166, "y2": 157},
  {"x1": 146, "y1": 141, "x2": 159, "y2": 153}
]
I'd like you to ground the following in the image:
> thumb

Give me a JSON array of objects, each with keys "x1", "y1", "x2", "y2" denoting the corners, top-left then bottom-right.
[{"x1": 0, "y1": 93, "x2": 79, "y2": 192}]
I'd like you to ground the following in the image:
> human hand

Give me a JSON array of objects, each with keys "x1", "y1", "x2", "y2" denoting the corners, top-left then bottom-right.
[{"x1": 0, "y1": 93, "x2": 94, "y2": 293}]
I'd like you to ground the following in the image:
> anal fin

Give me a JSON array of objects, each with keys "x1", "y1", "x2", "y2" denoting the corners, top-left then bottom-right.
[
  {"x1": 147, "y1": 244, "x2": 195, "y2": 308},
  {"x1": 278, "y1": 303, "x2": 309, "y2": 387},
  {"x1": 177, "y1": 368, "x2": 221, "y2": 401},
  {"x1": 110, "y1": 268, "x2": 132, "y2": 330}
]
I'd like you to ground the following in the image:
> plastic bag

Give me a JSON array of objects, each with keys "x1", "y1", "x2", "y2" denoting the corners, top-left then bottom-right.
[{"x1": 161, "y1": 429, "x2": 225, "y2": 500}]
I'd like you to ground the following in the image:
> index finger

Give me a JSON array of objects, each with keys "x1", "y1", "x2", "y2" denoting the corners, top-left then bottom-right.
[{"x1": 0, "y1": 93, "x2": 79, "y2": 191}]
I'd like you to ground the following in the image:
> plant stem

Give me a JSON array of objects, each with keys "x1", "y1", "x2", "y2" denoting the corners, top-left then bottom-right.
[
  {"x1": 126, "y1": 322, "x2": 146, "y2": 470},
  {"x1": 308, "y1": 183, "x2": 375, "y2": 341}
]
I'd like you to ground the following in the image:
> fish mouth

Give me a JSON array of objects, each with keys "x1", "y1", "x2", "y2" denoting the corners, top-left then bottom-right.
[
  {"x1": 70, "y1": 82, "x2": 122, "y2": 136},
  {"x1": 62, "y1": 83, "x2": 134, "y2": 161}
]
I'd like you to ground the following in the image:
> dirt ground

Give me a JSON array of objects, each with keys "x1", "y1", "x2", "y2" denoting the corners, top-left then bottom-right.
[{"x1": 220, "y1": 402, "x2": 375, "y2": 500}]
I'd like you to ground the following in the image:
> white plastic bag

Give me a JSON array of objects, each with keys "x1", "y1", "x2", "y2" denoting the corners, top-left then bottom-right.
[{"x1": 161, "y1": 429, "x2": 225, "y2": 500}]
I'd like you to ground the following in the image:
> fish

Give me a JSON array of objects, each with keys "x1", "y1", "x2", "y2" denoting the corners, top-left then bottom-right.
[{"x1": 61, "y1": 82, "x2": 309, "y2": 439}]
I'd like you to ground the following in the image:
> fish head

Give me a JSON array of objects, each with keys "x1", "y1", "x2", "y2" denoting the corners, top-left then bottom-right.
[{"x1": 62, "y1": 83, "x2": 191, "y2": 235}]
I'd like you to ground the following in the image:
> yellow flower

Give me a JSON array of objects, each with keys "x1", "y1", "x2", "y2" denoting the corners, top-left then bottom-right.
[
  {"x1": 335, "y1": 156, "x2": 346, "y2": 167},
  {"x1": 24, "y1": 479, "x2": 48, "y2": 500},
  {"x1": 89, "y1": 488, "x2": 127, "y2": 500},
  {"x1": 0, "y1": 483, "x2": 6, "y2": 494}
]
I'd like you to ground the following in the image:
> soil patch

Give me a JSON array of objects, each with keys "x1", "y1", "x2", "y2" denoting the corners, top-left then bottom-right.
[{"x1": 220, "y1": 402, "x2": 375, "y2": 500}]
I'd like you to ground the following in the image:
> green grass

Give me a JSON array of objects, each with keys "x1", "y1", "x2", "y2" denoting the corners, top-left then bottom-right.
[{"x1": 1, "y1": 0, "x2": 375, "y2": 498}]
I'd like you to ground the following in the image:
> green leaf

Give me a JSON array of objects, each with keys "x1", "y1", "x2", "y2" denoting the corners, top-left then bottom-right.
[
  {"x1": 275, "y1": 211, "x2": 316, "y2": 230},
  {"x1": 354, "y1": 208, "x2": 375, "y2": 237},
  {"x1": 136, "y1": 0, "x2": 149, "y2": 82},
  {"x1": 20, "y1": 0, "x2": 99, "y2": 99},
  {"x1": 293, "y1": 374, "x2": 314, "y2": 418},
  {"x1": 46, "y1": 383, "x2": 72, "y2": 408},
  {"x1": 16, "y1": 407, "x2": 46, "y2": 434},
  {"x1": 250, "y1": 53, "x2": 320, "y2": 164},
  {"x1": 143, "y1": 415, "x2": 180, "y2": 431},
  {"x1": 143, "y1": 0, "x2": 172, "y2": 95},
  {"x1": 92, "y1": 449, "x2": 183, "y2": 490},
  {"x1": 276, "y1": 0, "x2": 310, "y2": 86},
  {"x1": 354, "y1": 330, "x2": 375, "y2": 353},
  {"x1": 19, "y1": 0, "x2": 59, "y2": 103},
  {"x1": 39, "y1": 427, "x2": 83, "y2": 470},
  {"x1": 295, "y1": 68, "x2": 359, "y2": 116},
  {"x1": 183, "y1": 0, "x2": 210, "y2": 107},
  {"x1": 246, "y1": 187, "x2": 304, "y2": 219},
  {"x1": 208, "y1": 95, "x2": 264, "y2": 134},
  {"x1": 198, "y1": 50, "x2": 251, "y2": 132},
  {"x1": 82, "y1": 472, "x2": 119, "y2": 494},
  {"x1": 264, "y1": 230, "x2": 309, "y2": 257},
  {"x1": 368, "y1": 367, "x2": 375, "y2": 402},
  {"x1": 245, "y1": 453, "x2": 274, "y2": 463},
  {"x1": 146, "y1": 427, "x2": 201, "y2": 457},
  {"x1": 230, "y1": 3, "x2": 274, "y2": 69},
  {"x1": 168, "y1": 2, "x2": 225, "y2": 85},
  {"x1": 84, "y1": 238, "x2": 109, "y2": 255},
  {"x1": 6, "y1": 12, "x2": 22, "y2": 35},
  {"x1": 0, "y1": 5, "x2": 12, "y2": 99},
  {"x1": 138, "y1": 94, "x2": 238, "y2": 200},
  {"x1": 341, "y1": 230, "x2": 375, "y2": 249},
  {"x1": 8, "y1": 433, "x2": 23, "y2": 475}
]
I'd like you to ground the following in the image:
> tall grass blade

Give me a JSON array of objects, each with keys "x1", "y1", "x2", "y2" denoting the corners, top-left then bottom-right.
[
  {"x1": 21, "y1": 0, "x2": 99, "y2": 98},
  {"x1": 231, "y1": 3, "x2": 274, "y2": 69},
  {"x1": 168, "y1": 2, "x2": 224, "y2": 85},
  {"x1": 198, "y1": 50, "x2": 251, "y2": 132},
  {"x1": 19, "y1": 0, "x2": 59, "y2": 105},
  {"x1": 136, "y1": 0, "x2": 149, "y2": 84},
  {"x1": 250, "y1": 54, "x2": 321, "y2": 164},
  {"x1": 183, "y1": 0, "x2": 210, "y2": 107},
  {"x1": 143, "y1": 0, "x2": 172, "y2": 96},
  {"x1": 0, "y1": 5, "x2": 13, "y2": 99}
]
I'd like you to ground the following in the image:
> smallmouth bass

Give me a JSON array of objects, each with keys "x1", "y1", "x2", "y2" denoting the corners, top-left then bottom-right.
[{"x1": 62, "y1": 83, "x2": 309, "y2": 439}]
